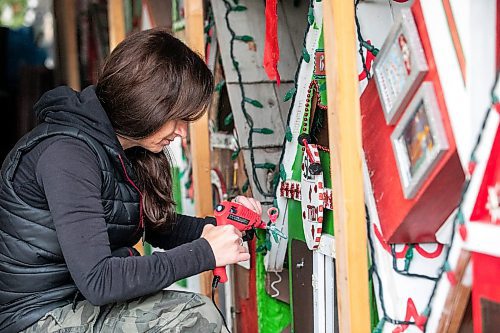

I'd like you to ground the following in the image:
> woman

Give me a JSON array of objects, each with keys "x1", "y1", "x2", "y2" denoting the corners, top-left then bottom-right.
[{"x1": 0, "y1": 28, "x2": 261, "y2": 332}]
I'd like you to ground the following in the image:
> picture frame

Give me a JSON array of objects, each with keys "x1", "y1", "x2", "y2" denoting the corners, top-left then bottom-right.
[
  {"x1": 373, "y1": 8, "x2": 429, "y2": 125},
  {"x1": 391, "y1": 82, "x2": 449, "y2": 199}
]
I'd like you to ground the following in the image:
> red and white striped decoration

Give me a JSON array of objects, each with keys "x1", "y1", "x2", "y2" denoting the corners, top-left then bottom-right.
[
  {"x1": 280, "y1": 180, "x2": 333, "y2": 210},
  {"x1": 278, "y1": 143, "x2": 333, "y2": 250}
]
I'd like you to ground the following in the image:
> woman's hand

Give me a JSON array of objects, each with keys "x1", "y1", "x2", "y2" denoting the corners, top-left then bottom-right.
[
  {"x1": 201, "y1": 224, "x2": 250, "y2": 267},
  {"x1": 232, "y1": 196, "x2": 262, "y2": 215}
]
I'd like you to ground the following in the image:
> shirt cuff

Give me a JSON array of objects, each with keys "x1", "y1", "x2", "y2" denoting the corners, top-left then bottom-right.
[
  {"x1": 160, "y1": 238, "x2": 216, "y2": 282},
  {"x1": 204, "y1": 216, "x2": 216, "y2": 226}
]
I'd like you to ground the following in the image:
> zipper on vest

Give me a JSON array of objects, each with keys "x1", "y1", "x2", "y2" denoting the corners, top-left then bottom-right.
[{"x1": 118, "y1": 154, "x2": 144, "y2": 240}]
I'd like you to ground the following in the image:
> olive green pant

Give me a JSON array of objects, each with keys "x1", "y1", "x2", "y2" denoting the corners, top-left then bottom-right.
[{"x1": 21, "y1": 291, "x2": 226, "y2": 333}]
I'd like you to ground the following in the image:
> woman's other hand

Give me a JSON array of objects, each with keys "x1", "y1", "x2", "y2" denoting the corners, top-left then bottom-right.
[
  {"x1": 232, "y1": 196, "x2": 262, "y2": 215},
  {"x1": 201, "y1": 224, "x2": 250, "y2": 267}
]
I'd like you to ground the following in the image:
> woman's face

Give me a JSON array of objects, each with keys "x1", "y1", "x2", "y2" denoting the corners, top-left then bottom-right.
[{"x1": 135, "y1": 120, "x2": 188, "y2": 153}]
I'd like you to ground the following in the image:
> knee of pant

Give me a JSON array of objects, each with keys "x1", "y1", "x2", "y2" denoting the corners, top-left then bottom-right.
[{"x1": 196, "y1": 294, "x2": 223, "y2": 329}]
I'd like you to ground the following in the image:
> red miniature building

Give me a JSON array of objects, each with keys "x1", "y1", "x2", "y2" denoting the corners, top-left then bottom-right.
[{"x1": 361, "y1": 3, "x2": 465, "y2": 243}]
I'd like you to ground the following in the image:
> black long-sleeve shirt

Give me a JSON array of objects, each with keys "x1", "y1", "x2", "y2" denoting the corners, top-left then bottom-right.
[{"x1": 12, "y1": 136, "x2": 215, "y2": 305}]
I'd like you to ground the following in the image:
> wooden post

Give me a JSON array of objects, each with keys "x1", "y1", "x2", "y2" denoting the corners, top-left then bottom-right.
[
  {"x1": 436, "y1": 250, "x2": 472, "y2": 333},
  {"x1": 53, "y1": 0, "x2": 80, "y2": 91},
  {"x1": 108, "y1": 0, "x2": 127, "y2": 51},
  {"x1": 323, "y1": 1, "x2": 371, "y2": 332},
  {"x1": 185, "y1": 0, "x2": 214, "y2": 297}
]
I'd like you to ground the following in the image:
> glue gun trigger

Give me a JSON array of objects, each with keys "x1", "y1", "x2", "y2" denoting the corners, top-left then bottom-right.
[{"x1": 242, "y1": 229, "x2": 255, "y2": 242}]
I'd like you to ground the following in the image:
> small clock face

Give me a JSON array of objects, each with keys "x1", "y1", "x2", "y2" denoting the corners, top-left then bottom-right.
[{"x1": 300, "y1": 144, "x2": 324, "y2": 250}]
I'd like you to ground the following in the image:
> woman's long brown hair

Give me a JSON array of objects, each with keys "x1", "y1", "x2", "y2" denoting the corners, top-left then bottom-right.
[{"x1": 95, "y1": 28, "x2": 214, "y2": 231}]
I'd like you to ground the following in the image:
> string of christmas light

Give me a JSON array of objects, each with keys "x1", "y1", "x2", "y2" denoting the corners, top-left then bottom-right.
[
  {"x1": 367, "y1": 206, "x2": 424, "y2": 330},
  {"x1": 273, "y1": 0, "x2": 314, "y2": 198},
  {"x1": 256, "y1": 0, "x2": 315, "y2": 254},
  {"x1": 390, "y1": 245, "x2": 440, "y2": 281},
  {"x1": 421, "y1": 72, "x2": 500, "y2": 331},
  {"x1": 370, "y1": 72, "x2": 500, "y2": 332},
  {"x1": 355, "y1": 0, "x2": 380, "y2": 81},
  {"x1": 220, "y1": 0, "x2": 283, "y2": 205}
]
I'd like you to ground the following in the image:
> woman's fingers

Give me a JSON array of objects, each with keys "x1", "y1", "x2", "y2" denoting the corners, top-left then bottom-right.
[
  {"x1": 237, "y1": 252, "x2": 251, "y2": 262},
  {"x1": 223, "y1": 224, "x2": 242, "y2": 237},
  {"x1": 248, "y1": 198, "x2": 262, "y2": 215},
  {"x1": 233, "y1": 196, "x2": 262, "y2": 215},
  {"x1": 201, "y1": 224, "x2": 215, "y2": 238},
  {"x1": 203, "y1": 224, "x2": 250, "y2": 266}
]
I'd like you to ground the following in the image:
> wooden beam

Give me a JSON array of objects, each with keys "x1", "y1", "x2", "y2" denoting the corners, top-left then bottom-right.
[
  {"x1": 108, "y1": 0, "x2": 127, "y2": 51},
  {"x1": 323, "y1": 1, "x2": 371, "y2": 332},
  {"x1": 53, "y1": 0, "x2": 80, "y2": 90},
  {"x1": 185, "y1": 0, "x2": 214, "y2": 297},
  {"x1": 437, "y1": 250, "x2": 472, "y2": 333}
]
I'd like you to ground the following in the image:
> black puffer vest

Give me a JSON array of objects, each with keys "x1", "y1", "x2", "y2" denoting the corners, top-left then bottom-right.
[{"x1": 0, "y1": 86, "x2": 143, "y2": 332}]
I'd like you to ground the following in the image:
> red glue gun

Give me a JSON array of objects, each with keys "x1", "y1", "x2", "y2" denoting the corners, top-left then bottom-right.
[{"x1": 212, "y1": 201, "x2": 267, "y2": 284}]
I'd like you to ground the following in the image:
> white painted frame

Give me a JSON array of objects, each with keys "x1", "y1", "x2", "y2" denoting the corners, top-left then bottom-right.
[
  {"x1": 312, "y1": 235, "x2": 336, "y2": 333},
  {"x1": 373, "y1": 8, "x2": 428, "y2": 125},
  {"x1": 391, "y1": 82, "x2": 449, "y2": 199}
]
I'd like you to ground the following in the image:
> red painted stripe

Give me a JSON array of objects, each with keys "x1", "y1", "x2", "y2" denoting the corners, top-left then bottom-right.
[
  {"x1": 414, "y1": 243, "x2": 444, "y2": 258},
  {"x1": 374, "y1": 224, "x2": 408, "y2": 259},
  {"x1": 392, "y1": 298, "x2": 425, "y2": 332},
  {"x1": 374, "y1": 224, "x2": 443, "y2": 259}
]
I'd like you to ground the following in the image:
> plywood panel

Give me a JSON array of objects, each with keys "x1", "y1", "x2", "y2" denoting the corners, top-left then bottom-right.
[
  {"x1": 227, "y1": 83, "x2": 286, "y2": 148},
  {"x1": 265, "y1": 269, "x2": 290, "y2": 304},
  {"x1": 210, "y1": 0, "x2": 297, "y2": 83},
  {"x1": 291, "y1": 240, "x2": 314, "y2": 333},
  {"x1": 274, "y1": 82, "x2": 296, "y2": 129},
  {"x1": 242, "y1": 148, "x2": 282, "y2": 204},
  {"x1": 280, "y1": 0, "x2": 309, "y2": 61}
]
